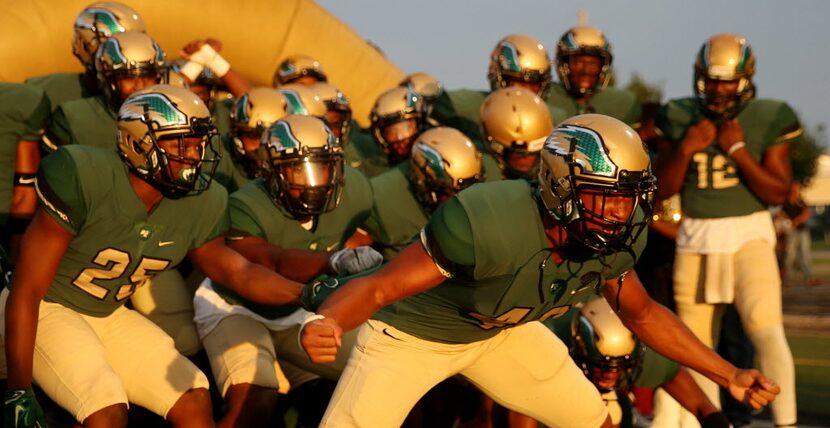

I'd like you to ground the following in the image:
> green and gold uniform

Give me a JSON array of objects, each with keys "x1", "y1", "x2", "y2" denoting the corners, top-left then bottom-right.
[
  {"x1": 546, "y1": 85, "x2": 641, "y2": 125},
  {"x1": 48, "y1": 95, "x2": 116, "y2": 148},
  {"x1": 26, "y1": 72, "x2": 96, "y2": 111},
  {"x1": 445, "y1": 89, "x2": 568, "y2": 140},
  {"x1": 375, "y1": 179, "x2": 645, "y2": 344},
  {"x1": 657, "y1": 97, "x2": 802, "y2": 219},
  {"x1": 36, "y1": 145, "x2": 229, "y2": 316},
  {"x1": 0, "y1": 83, "x2": 50, "y2": 234},
  {"x1": 212, "y1": 166, "x2": 372, "y2": 319},
  {"x1": 363, "y1": 158, "x2": 502, "y2": 259},
  {"x1": 212, "y1": 134, "x2": 252, "y2": 194}
]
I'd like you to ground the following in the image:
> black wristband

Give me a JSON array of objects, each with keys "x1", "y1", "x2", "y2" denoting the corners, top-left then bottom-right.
[
  {"x1": 13, "y1": 172, "x2": 36, "y2": 187},
  {"x1": 699, "y1": 411, "x2": 732, "y2": 428}
]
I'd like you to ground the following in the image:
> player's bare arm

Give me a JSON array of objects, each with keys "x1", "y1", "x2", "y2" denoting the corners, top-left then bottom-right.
[
  {"x1": 301, "y1": 242, "x2": 446, "y2": 362},
  {"x1": 601, "y1": 269, "x2": 780, "y2": 409},
  {"x1": 188, "y1": 236, "x2": 304, "y2": 307},
  {"x1": 662, "y1": 367, "x2": 722, "y2": 420},
  {"x1": 228, "y1": 235, "x2": 332, "y2": 282},
  {"x1": 5, "y1": 208, "x2": 73, "y2": 389},
  {"x1": 717, "y1": 120, "x2": 791, "y2": 205}
]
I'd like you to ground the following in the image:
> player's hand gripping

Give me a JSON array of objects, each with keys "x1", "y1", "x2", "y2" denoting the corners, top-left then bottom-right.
[
  {"x1": 680, "y1": 119, "x2": 717, "y2": 156},
  {"x1": 726, "y1": 368, "x2": 780, "y2": 410},
  {"x1": 4, "y1": 388, "x2": 47, "y2": 428},
  {"x1": 300, "y1": 317, "x2": 343, "y2": 364},
  {"x1": 716, "y1": 119, "x2": 746, "y2": 155}
]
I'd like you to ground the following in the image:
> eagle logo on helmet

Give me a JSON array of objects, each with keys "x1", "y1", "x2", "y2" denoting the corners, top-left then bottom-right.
[
  {"x1": 119, "y1": 93, "x2": 188, "y2": 127},
  {"x1": 414, "y1": 143, "x2": 451, "y2": 181},
  {"x1": 281, "y1": 90, "x2": 309, "y2": 116},
  {"x1": 547, "y1": 124, "x2": 617, "y2": 177},
  {"x1": 497, "y1": 42, "x2": 522, "y2": 72},
  {"x1": 77, "y1": 8, "x2": 123, "y2": 34},
  {"x1": 265, "y1": 121, "x2": 301, "y2": 153}
]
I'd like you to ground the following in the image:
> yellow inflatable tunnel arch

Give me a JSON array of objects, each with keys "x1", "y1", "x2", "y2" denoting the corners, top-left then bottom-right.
[{"x1": 0, "y1": 0, "x2": 403, "y2": 126}]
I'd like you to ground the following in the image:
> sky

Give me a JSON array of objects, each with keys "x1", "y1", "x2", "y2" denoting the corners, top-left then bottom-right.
[{"x1": 318, "y1": 0, "x2": 829, "y2": 141}]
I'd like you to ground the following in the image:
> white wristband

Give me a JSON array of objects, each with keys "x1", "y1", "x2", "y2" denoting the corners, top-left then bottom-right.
[
  {"x1": 189, "y1": 43, "x2": 230, "y2": 78},
  {"x1": 178, "y1": 61, "x2": 204, "y2": 82},
  {"x1": 727, "y1": 141, "x2": 745, "y2": 157},
  {"x1": 297, "y1": 313, "x2": 326, "y2": 358}
]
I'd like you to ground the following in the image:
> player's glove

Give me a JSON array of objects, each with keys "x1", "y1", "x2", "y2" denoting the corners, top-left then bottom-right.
[
  {"x1": 301, "y1": 275, "x2": 342, "y2": 312},
  {"x1": 328, "y1": 246, "x2": 383, "y2": 275},
  {"x1": 4, "y1": 388, "x2": 47, "y2": 428}
]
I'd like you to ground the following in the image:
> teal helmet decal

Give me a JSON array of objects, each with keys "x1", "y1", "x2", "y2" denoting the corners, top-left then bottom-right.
[
  {"x1": 264, "y1": 120, "x2": 302, "y2": 152},
  {"x1": 282, "y1": 90, "x2": 309, "y2": 115},
  {"x1": 548, "y1": 124, "x2": 616, "y2": 177},
  {"x1": 120, "y1": 93, "x2": 188, "y2": 127},
  {"x1": 498, "y1": 42, "x2": 522, "y2": 72}
]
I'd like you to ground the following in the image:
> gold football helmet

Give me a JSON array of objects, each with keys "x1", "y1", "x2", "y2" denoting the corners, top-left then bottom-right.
[
  {"x1": 95, "y1": 31, "x2": 164, "y2": 104},
  {"x1": 273, "y1": 55, "x2": 328, "y2": 86},
  {"x1": 278, "y1": 83, "x2": 328, "y2": 119},
  {"x1": 311, "y1": 82, "x2": 353, "y2": 143},
  {"x1": 410, "y1": 127, "x2": 483, "y2": 208},
  {"x1": 72, "y1": 2, "x2": 145, "y2": 70},
  {"x1": 555, "y1": 26, "x2": 613, "y2": 96},
  {"x1": 262, "y1": 115, "x2": 344, "y2": 218},
  {"x1": 487, "y1": 34, "x2": 552, "y2": 98},
  {"x1": 399, "y1": 72, "x2": 444, "y2": 103},
  {"x1": 539, "y1": 114, "x2": 655, "y2": 254},
  {"x1": 571, "y1": 298, "x2": 643, "y2": 393},
  {"x1": 694, "y1": 33, "x2": 756, "y2": 119},
  {"x1": 479, "y1": 87, "x2": 553, "y2": 179},
  {"x1": 230, "y1": 87, "x2": 289, "y2": 177},
  {"x1": 117, "y1": 84, "x2": 219, "y2": 196},
  {"x1": 370, "y1": 86, "x2": 426, "y2": 163}
]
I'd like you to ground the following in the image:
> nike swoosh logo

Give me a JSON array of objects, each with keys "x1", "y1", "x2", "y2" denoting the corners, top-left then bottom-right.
[
  {"x1": 18, "y1": 177, "x2": 35, "y2": 184},
  {"x1": 326, "y1": 242, "x2": 339, "y2": 252},
  {"x1": 158, "y1": 241, "x2": 175, "y2": 247},
  {"x1": 382, "y1": 328, "x2": 402, "y2": 341}
]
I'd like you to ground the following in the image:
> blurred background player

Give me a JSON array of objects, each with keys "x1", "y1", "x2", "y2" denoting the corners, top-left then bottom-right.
[
  {"x1": 274, "y1": 55, "x2": 328, "y2": 87},
  {"x1": 653, "y1": 33, "x2": 800, "y2": 428}
]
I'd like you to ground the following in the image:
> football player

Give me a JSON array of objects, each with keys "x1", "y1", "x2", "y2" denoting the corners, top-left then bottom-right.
[
  {"x1": 273, "y1": 55, "x2": 328, "y2": 86},
  {"x1": 193, "y1": 115, "x2": 379, "y2": 428},
  {"x1": 26, "y1": 2, "x2": 145, "y2": 113},
  {"x1": 361, "y1": 127, "x2": 486, "y2": 258},
  {"x1": 652, "y1": 33, "x2": 799, "y2": 427},
  {"x1": 47, "y1": 31, "x2": 164, "y2": 148},
  {"x1": 480, "y1": 86, "x2": 554, "y2": 180},
  {"x1": 549, "y1": 25, "x2": 641, "y2": 125},
  {"x1": 2, "y1": 85, "x2": 313, "y2": 428},
  {"x1": 361, "y1": 86, "x2": 428, "y2": 178},
  {"x1": 0, "y1": 84, "x2": 50, "y2": 262},
  {"x1": 300, "y1": 114, "x2": 780, "y2": 427},
  {"x1": 443, "y1": 34, "x2": 568, "y2": 141}
]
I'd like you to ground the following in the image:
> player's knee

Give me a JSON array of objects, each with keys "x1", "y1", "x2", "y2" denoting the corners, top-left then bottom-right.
[
  {"x1": 83, "y1": 403, "x2": 128, "y2": 428},
  {"x1": 168, "y1": 387, "x2": 213, "y2": 422}
]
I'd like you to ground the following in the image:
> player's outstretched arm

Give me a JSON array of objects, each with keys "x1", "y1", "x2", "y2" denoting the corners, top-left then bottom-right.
[
  {"x1": 300, "y1": 241, "x2": 446, "y2": 362},
  {"x1": 188, "y1": 236, "x2": 304, "y2": 307},
  {"x1": 602, "y1": 270, "x2": 780, "y2": 409}
]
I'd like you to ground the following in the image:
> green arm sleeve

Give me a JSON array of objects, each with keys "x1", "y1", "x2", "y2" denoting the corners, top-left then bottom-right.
[
  {"x1": 769, "y1": 102, "x2": 803, "y2": 146},
  {"x1": 20, "y1": 87, "x2": 51, "y2": 141},
  {"x1": 35, "y1": 148, "x2": 86, "y2": 234},
  {"x1": 422, "y1": 196, "x2": 475, "y2": 276}
]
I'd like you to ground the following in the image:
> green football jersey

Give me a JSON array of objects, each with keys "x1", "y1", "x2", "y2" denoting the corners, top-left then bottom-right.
[
  {"x1": 26, "y1": 72, "x2": 95, "y2": 112},
  {"x1": 373, "y1": 180, "x2": 646, "y2": 344},
  {"x1": 212, "y1": 134, "x2": 251, "y2": 193},
  {"x1": 212, "y1": 98, "x2": 233, "y2": 137},
  {"x1": 546, "y1": 84, "x2": 641, "y2": 125},
  {"x1": 346, "y1": 124, "x2": 389, "y2": 178},
  {"x1": 214, "y1": 165, "x2": 373, "y2": 319},
  {"x1": 365, "y1": 157, "x2": 505, "y2": 259},
  {"x1": 657, "y1": 97, "x2": 803, "y2": 218},
  {"x1": 48, "y1": 95, "x2": 117, "y2": 149},
  {"x1": 0, "y1": 83, "x2": 50, "y2": 230},
  {"x1": 36, "y1": 145, "x2": 229, "y2": 317}
]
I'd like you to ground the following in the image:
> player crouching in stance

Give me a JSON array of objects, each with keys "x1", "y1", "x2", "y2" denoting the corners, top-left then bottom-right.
[
  {"x1": 3, "y1": 85, "x2": 310, "y2": 428},
  {"x1": 300, "y1": 114, "x2": 780, "y2": 428}
]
